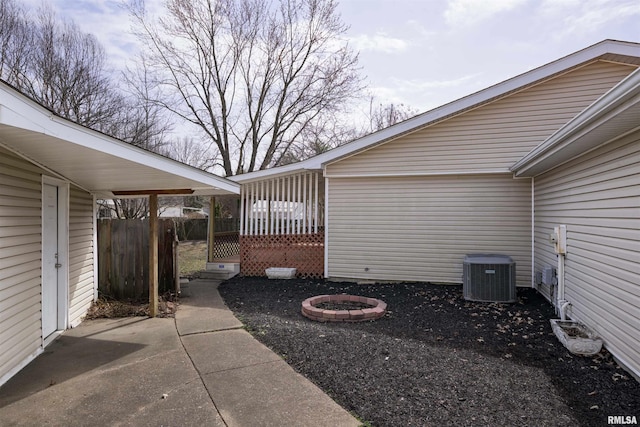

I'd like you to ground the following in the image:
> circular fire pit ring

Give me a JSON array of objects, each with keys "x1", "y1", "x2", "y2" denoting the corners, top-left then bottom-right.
[{"x1": 301, "y1": 294, "x2": 387, "y2": 322}]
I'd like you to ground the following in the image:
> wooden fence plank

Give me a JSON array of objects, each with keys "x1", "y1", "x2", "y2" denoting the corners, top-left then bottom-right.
[{"x1": 97, "y1": 218, "x2": 175, "y2": 299}]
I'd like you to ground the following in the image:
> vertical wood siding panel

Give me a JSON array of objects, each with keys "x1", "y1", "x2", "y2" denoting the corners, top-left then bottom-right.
[
  {"x1": 326, "y1": 61, "x2": 636, "y2": 176},
  {"x1": 327, "y1": 174, "x2": 532, "y2": 286},
  {"x1": 0, "y1": 148, "x2": 43, "y2": 383},
  {"x1": 533, "y1": 130, "x2": 640, "y2": 378}
]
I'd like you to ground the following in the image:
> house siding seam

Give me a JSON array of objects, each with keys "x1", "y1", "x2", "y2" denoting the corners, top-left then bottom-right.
[
  {"x1": 325, "y1": 61, "x2": 636, "y2": 177},
  {"x1": 68, "y1": 185, "x2": 95, "y2": 327},
  {"x1": 0, "y1": 148, "x2": 43, "y2": 384},
  {"x1": 327, "y1": 174, "x2": 532, "y2": 286},
  {"x1": 533, "y1": 130, "x2": 640, "y2": 378}
]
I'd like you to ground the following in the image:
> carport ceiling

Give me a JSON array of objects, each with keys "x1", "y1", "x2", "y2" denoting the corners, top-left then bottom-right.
[{"x1": 0, "y1": 83, "x2": 238, "y2": 198}]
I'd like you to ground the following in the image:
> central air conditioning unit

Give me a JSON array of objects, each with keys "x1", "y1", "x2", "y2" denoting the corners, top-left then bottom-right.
[{"x1": 463, "y1": 254, "x2": 516, "y2": 303}]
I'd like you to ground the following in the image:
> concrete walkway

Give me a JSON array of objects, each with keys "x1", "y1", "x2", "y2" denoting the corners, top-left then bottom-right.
[{"x1": 0, "y1": 279, "x2": 360, "y2": 427}]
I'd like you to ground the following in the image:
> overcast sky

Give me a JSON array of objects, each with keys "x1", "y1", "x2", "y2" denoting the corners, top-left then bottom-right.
[{"x1": 22, "y1": 0, "x2": 640, "y2": 115}]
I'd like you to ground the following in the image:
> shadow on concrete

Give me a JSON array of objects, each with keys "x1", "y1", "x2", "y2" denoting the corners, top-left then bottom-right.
[{"x1": 0, "y1": 327, "x2": 145, "y2": 408}]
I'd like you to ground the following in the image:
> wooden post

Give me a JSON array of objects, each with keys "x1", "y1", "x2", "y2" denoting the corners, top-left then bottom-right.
[
  {"x1": 149, "y1": 194, "x2": 158, "y2": 317},
  {"x1": 207, "y1": 196, "x2": 216, "y2": 262},
  {"x1": 174, "y1": 233, "x2": 180, "y2": 295}
]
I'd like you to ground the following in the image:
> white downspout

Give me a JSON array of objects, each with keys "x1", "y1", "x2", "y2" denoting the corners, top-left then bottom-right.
[
  {"x1": 531, "y1": 177, "x2": 535, "y2": 289},
  {"x1": 554, "y1": 225, "x2": 570, "y2": 320},
  {"x1": 557, "y1": 253, "x2": 570, "y2": 320}
]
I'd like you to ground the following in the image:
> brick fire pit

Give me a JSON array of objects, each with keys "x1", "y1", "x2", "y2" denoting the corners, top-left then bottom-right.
[{"x1": 301, "y1": 294, "x2": 387, "y2": 322}]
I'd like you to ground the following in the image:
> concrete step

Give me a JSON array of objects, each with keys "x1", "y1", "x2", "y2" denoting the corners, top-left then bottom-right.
[
  {"x1": 197, "y1": 270, "x2": 238, "y2": 281},
  {"x1": 200, "y1": 262, "x2": 240, "y2": 281},
  {"x1": 206, "y1": 262, "x2": 240, "y2": 275}
]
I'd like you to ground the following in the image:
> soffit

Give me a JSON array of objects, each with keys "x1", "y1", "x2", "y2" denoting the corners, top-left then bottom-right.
[{"x1": 0, "y1": 84, "x2": 239, "y2": 198}]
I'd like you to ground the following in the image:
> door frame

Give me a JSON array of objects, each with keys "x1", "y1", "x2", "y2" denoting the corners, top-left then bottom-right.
[{"x1": 41, "y1": 176, "x2": 69, "y2": 346}]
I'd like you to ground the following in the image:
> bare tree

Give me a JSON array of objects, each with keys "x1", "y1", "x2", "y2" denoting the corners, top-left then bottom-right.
[
  {"x1": 277, "y1": 98, "x2": 419, "y2": 165},
  {"x1": 14, "y1": 6, "x2": 124, "y2": 130},
  {"x1": 160, "y1": 136, "x2": 219, "y2": 171},
  {"x1": 129, "y1": 0, "x2": 363, "y2": 176},
  {"x1": 117, "y1": 57, "x2": 174, "y2": 152},
  {"x1": 1, "y1": 1, "x2": 178, "y2": 219},
  {"x1": 1, "y1": 1, "x2": 171, "y2": 150},
  {"x1": 277, "y1": 114, "x2": 358, "y2": 165},
  {"x1": 98, "y1": 198, "x2": 150, "y2": 219},
  {"x1": 0, "y1": 0, "x2": 30, "y2": 83},
  {"x1": 367, "y1": 97, "x2": 419, "y2": 133}
]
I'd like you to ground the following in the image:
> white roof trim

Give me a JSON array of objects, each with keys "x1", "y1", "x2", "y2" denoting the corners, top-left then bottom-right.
[
  {"x1": 512, "y1": 66, "x2": 640, "y2": 177},
  {"x1": 324, "y1": 169, "x2": 511, "y2": 179},
  {"x1": 0, "y1": 80, "x2": 239, "y2": 197},
  {"x1": 231, "y1": 39, "x2": 640, "y2": 183},
  {"x1": 230, "y1": 164, "x2": 322, "y2": 183}
]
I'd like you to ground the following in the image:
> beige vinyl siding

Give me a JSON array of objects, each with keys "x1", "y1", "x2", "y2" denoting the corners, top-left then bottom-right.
[
  {"x1": 68, "y1": 186, "x2": 95, "y2": 326},
  {"x1": 327, "y1": 174, "x2": 532, "y2": 286},
  {"x1": 0, "y1": 148, "x2": 43, "y2": 383},
  {"x1": 326, "y1": 61, "x2": 636, "y2": 177},
  {"x1": 533, "y1": 130, "x2": 640, "y2": 378}
]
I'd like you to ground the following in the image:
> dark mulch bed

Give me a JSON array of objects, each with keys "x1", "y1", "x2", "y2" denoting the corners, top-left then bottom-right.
[{"x1": 219, "y1": 277, "x2": 640, "y2": 427}]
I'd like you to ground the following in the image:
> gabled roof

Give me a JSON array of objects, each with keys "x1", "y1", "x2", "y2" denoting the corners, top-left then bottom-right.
[
  {"x1": 0, "y1": 80, "x2": 239, "y2": 198},
  {"x1": 231, "y1": 39, "x2": 640, "y2": 184},
  {"x1": 512, "y1": 66, "x2": 640, "y2": 177}
]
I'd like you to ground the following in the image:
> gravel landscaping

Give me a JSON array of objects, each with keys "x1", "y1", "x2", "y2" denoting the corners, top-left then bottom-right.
[{"x1": 219, "y1": 277, "x2": 640, "y2": 427}]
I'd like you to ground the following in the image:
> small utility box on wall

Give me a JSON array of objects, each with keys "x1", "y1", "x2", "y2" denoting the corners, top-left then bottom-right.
[
  {"x1": 549, "y1": 225, "x2": 567, "y2": 255},
  {"x1": 463, "y1": 254, "x2": 516, "y2": 303}
]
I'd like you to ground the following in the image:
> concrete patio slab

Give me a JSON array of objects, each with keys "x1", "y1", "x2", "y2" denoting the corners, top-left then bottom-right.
[
  {"x1": 0, "y1": 278, "x2": 360, "y2": 427},
  {"x1": 182, "y1": 329, "x2": 281, "y2": 374},
  {"x1": 202, "y1": 359, "x2": 360, "y2": 427},
  {"x1": 176, "y1": 279, "x2": 243, "y2": 335},
  {"x1": 0, "y1": 317, "x2": 223, "y2": 427}
]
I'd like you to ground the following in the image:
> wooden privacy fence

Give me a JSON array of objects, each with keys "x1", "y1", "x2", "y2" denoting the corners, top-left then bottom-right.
[
  {"x1": 174, "y1": 218, "x2": 239, "y2": 241},
  {"x1": 98, "y1": 219, "x2": 176, "y2": 299}
]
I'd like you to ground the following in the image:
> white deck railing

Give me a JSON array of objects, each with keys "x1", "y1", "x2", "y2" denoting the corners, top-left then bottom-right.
[{"x1": 240, "y1": 171, "x2": 324, "y2": 236}]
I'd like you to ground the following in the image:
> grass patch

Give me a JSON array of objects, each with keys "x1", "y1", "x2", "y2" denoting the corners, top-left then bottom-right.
[{"x1": 178, "y1": 240, "x2": 208, "y2": 277}]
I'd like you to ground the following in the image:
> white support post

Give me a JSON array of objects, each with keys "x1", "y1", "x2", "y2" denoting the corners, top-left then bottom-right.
[
  {"x1": 275, "y1": 177, "x2": 280, "y2": 235},
  {"x1": 259, "y1": 180, "x2": 264, "y2": 235},
  {"x1": 255, "y1": 182, "x2": 259, "y2": 236},
  {"x1": 270, "y1": 179, "x2": 275, "y2": 235},
  {"x1": 287, "y1": 176, "x2": 292, "y2": 235},
  {"x1": 239, "y1": 185, "x2": 245, "y2": 236},
  {"x1": 297, "y1": 174, "x2": 301, "y2": 234},
  {"x1": 314, "y1": 172, "x2": 318, "y2": 234},
  {"x1": 262, "y1": 180, "x2": 265, "y2": 235},
  {"x1": 292, "y1": 174, "x2": 297, "y2": 234},
  {"x1": 247, "y1": 183, "x2": 252, "y2": 236},
  {"x1": 255, "y1": 181, "x2": 259, "y2": 236},
  {"x1": 249, "y1": 182, "x2": 255, "y2": 236},
  {"x1": 302, "y1": 173, "x2": 307, "y2": 233},
  {"x1": 253, "y1": 182, "x2": 257, "y2": 236}
]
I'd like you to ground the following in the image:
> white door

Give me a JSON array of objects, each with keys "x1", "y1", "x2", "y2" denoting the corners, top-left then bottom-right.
[{"x1": 42, "y1": 183, "x2": 59, "y2": 338}]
